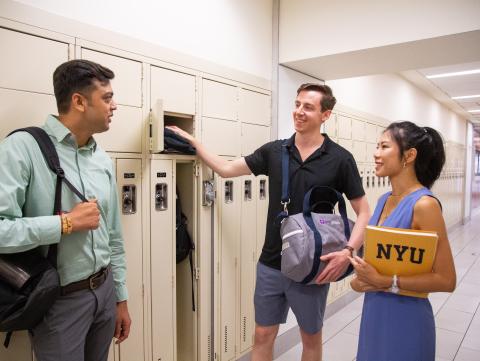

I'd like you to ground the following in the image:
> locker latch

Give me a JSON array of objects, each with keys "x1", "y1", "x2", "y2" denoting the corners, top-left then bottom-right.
[
  {"x1": 202, "y1": 180, "x2": 215, "y2": 207},
  {"x1": 122, "y1": 185, "x2": 136, "y2": 214},
  {"x1": 155, "y1": 183, "x2": 168, "y2": 211},
  {"x1": 244, "y1": 180, "x2": 252, "y2": 201},
  {"x1": 259, "y1": 179, "x2": 266, "y2": 200},
  {"x1": 224, "y1": 181, "x2": 233, "y2": 203}
]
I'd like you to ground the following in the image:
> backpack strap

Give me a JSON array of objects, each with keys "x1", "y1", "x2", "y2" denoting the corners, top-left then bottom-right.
[
  {"x1": 7, "y1": 127, "x2": 88, "y2": 267},
  {"x1": 276, "y1": 140, "x2": 290, "y2": 222},
  {"x1": 3, "y1": 332, "x2": 12, "y2": 348}
]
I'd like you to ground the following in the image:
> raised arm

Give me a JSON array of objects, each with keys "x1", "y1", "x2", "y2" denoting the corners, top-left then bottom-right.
[{"x1": 166, "y1": 126, "x2": 251, "y2": 178}]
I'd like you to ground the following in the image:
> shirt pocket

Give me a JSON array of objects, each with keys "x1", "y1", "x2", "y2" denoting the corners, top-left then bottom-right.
[{"x1": 85, "y1": 168, "x2": 111, "y2": 216}]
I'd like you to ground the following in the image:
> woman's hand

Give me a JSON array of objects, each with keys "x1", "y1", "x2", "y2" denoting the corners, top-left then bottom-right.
[
  {"x1": 350, "y1": 277, "x2": 383, "y2": 293},
  {"x1": 349, "y1": 256, "x2": 391, "y2": 289}
]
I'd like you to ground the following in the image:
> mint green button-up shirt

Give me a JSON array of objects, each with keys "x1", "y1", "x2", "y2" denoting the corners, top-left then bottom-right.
[{"x1": 0, "y1": 115, "x2": 127, "y2": 301}]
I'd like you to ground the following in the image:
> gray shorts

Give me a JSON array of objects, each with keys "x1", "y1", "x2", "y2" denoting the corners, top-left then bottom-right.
[{"x1": 254, "y1": 262, "x2": 329, "y2": 334}]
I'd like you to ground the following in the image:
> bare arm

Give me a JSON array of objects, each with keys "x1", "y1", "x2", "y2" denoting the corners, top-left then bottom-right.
[
  {"x1": 396, "y1": 196, "x2": 456, "y2": 292},
  {"x1": 350, "y1": 196, "x2": 456, "y2": 293},
  {"x1": 315, "y1": 195, "x2": 371, "y2": 284},
  {"x1": 346, "y1": 195, "x2": 370, "y2": 251},
  {"x1": 166, "y1": 126, "x2": 251, "y2": 178}
]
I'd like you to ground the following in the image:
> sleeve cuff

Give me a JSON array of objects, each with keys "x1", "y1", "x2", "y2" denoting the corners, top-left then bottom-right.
[
  {"x1": 115, "y1": 283, "x2": 129, "y2": 302},
  {"x1": 38, "y1": 215, "x2": 62, "y2": 245}
]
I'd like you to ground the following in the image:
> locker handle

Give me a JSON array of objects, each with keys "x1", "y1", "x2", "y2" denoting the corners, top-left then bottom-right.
[
  {"x1": 225, "y1": 181, "x2": 233, "y2": 203},
  {"x1": 155, "y1": 183, "x2": 168, "y2": 210},
  {"x1": 122, "y1": 185, "x2": 137, "y2": 214}
]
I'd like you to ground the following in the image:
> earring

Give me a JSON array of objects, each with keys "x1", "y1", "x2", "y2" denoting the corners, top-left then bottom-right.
[{"x1": 403, "y1": 162, "x2": 407, "y2": 169}]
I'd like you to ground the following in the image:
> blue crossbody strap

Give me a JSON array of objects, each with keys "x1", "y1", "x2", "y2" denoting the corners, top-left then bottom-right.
[{"x1": 276, "y1": 140, "x2": 290, "y2": 222}]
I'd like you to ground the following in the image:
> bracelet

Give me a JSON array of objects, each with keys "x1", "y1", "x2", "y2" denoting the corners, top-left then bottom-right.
[
  {"x1": 60, "y1": 213, "x2": 73, "y2": 235},
  {"x1": 60, "y1": 214, "x2": 66, "y2": 235},
  {"x1": 65, "y1": 214, "x2": 73, "y2": 234},
  {"x1": 343, "y1": 245, "x2": 354, "y2": 257}
]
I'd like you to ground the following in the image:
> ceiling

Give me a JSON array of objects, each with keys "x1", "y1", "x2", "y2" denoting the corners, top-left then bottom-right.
[{"x1": 419, "y1": 61, "x2": 480, "y2": 126}]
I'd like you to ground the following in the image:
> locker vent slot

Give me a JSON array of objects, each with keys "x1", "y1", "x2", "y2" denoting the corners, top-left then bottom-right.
[
  {"x1": 243, "y1": 316, "x2": 247, "y2": 342},
  {"x1": 224, "y1": 325, "x2": 228, "y2": 353},
  {"x1": 208, "y1": 335, "x2": 211, "y2": 360}
]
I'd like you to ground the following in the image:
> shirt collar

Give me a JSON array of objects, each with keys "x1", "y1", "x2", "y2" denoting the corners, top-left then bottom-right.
[
  {"x1": 44, "y1": 115, "x2": 97, "y2": 151},
  {"x1": 286, "y1": 132, "x2": 330, "y2": 154}
]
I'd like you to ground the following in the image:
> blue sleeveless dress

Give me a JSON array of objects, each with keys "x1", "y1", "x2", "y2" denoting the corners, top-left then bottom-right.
[{"x1": 356, "y1": 188, "x2": 436, "y2": 361}]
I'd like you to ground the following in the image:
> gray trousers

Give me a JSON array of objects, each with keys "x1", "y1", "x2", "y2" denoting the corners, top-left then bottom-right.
[{"x1": 30, "y1": 271, "x2": 116, "y2": 361}]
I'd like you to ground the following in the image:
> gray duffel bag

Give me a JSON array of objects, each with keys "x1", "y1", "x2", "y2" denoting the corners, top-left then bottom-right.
[{"x1": 280, "y1": 186, "x2": 355, "y2": 285}]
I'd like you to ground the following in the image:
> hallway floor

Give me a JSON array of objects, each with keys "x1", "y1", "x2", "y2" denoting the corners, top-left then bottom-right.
[{"x1": 275, "y1": 208, "x2": 480, "y2": 361}]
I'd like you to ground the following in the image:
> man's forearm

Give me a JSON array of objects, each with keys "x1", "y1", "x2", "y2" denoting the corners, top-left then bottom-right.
[
  {"x1": 190, "y1": 139, "x2": 231, "y2": 177},
  {"x1": 347, "y1": 210, "x2": 369, "y2": 251}
]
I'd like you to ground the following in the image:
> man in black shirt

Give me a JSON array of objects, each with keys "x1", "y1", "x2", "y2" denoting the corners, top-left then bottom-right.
[{"x1": 168, "y1": 83, "x2": 370, "y2": 361}]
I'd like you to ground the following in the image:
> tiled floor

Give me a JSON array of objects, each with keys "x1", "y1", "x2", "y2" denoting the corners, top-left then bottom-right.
[{"x1": 275, "y1": 209, "x2": 480, "y2": 361}]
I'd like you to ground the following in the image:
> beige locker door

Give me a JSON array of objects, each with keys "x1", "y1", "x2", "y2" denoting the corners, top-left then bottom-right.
[
  {"x1": 150, "y1": 159, "x2": 175, "y2": 361},
  {"x1": 351, "y1": 118, "x2": 365, "y2": 141},
  {"x1": 241, "y1": 123, "x2": 270, "y2": 156},
  {"x1": 0, "y1": 89, "x2": 57, "y2": 139},
  {"x1": 338, "y1": 139, "x2": 353, "y2": 154},
  {"x1": 81, "y1": 49, "x2": 142, "y2": 108},
  {"x1": 376, "y1": 125, "x2": 386, "y2": 141},
  {"x1": 202, "y1": 80, "x2": 237, "y2": 121},
  {"x1": 239, "y1": 89, "x2": 270, "y2": 126},
  {"x1": 239, "y1": 176, "x2": 256, "y2": 353},
  {"x1": 352, "y1": 141, "x2": 367, "y2": 163},
  {"x1": 337, "y1": 115, "x2": 352, "y2": 140},
  {"x1": 196, "y1": 164, "x2": 214, "y2": 361},
  {"x1": 94, "y1": 106, "x2": 143, "y2": 153},
  {"x1": 202, "y1": 118, "x2": 240, "y2": 157},
  {"x1": 323, "y1": 113, "x2": 337, "y2": 138},
  {"x1": 0, "y1": 28, "x2": 69, "y2": 94},
  {"x1": 115, "y1": 159, "x2": 144, "y2": 361},
  {"x1": 366, "y1": 143, "x2": 376, "y2": 164},
  {"x1": 365, "y1": 123, "x2": 377, "y2": 143},
  {"x1": 0, "y1": 332, "x2": 32, "y2": 361},
  {"x1": 151, "y1": 66, "x2": 196, "y2": 115},
  {"x1": 218, "y1": 176, "x2": 241, "y2": 361}
]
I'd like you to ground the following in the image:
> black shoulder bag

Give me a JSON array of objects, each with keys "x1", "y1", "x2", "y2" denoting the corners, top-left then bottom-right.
[{"x1": 0, "y1": 127, "x2": 87, "y2": 347}]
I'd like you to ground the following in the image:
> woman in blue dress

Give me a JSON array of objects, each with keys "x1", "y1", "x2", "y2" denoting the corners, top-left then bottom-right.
[{"x1": 349, "y1": 121, "x2": 456, "y2": 361}]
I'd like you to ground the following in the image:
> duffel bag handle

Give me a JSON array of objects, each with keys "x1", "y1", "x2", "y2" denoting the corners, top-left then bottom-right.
[{"x1": 302, "y1": 186, "x2": 351, "y2": 240}]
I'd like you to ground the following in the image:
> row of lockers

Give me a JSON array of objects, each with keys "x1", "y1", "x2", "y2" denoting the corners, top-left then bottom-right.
[{"x1": 0, "y1": 26, "x2": 272, "y2": 158}]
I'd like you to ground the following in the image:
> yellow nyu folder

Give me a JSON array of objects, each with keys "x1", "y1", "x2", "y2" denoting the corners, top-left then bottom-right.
[{"x1": 364, "y1": 225, "x2": 438, "y2": 298}]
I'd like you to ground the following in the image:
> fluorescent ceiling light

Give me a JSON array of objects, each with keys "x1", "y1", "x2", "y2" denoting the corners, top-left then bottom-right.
[
  {"x1": 468, "y1": 109, "x2": 480, "y2": 113},
  {"x1": 452, "y1": 94, "x2": 480, "y2": 100},
  {"x1": 426, "y1": 69, "x2": 480, "y2": 79}
]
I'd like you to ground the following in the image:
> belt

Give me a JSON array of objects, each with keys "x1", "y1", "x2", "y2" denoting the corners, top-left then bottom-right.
[{"x1": 61, "y1": 267, "x2": 109, "y2": 296}]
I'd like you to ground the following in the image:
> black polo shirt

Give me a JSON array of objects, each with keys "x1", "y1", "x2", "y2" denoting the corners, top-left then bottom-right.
[{"x1": 245, "y1": 133, "x2": 365, "y2": 270}]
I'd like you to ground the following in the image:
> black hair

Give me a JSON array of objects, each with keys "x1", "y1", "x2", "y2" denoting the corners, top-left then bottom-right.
[
  {"x1": 53, "y1": 59, "x2": 115, "y2": 113},
  {"x1": 297, "y1": 83, "x2": 337, "y2": 111},
  {"x1": 385, "y1": 121, "x2": 445, "y2": 189}
]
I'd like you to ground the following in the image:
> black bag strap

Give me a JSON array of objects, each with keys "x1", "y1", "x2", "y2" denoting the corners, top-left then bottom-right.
[
  {"x1": 176, "y1": 188, "x2": 196, "y2": 312},
  {"x1": 7, "y1": 127, "x2": 88, "y2": 266}
]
